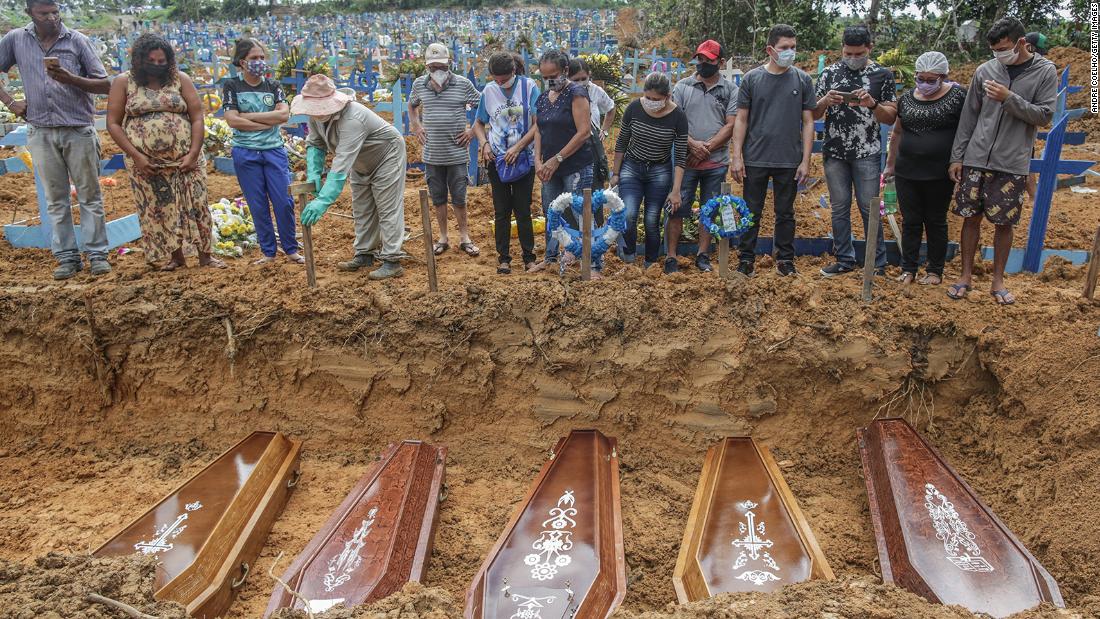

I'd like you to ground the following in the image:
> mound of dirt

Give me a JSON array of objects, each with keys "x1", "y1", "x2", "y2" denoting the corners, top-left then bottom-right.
[
  {"x1": 270, "y1": 582, "x2": 459, "y2": 618},
  {"x1": 0, "y1": 553, "x2": 187, "y2": 618}
]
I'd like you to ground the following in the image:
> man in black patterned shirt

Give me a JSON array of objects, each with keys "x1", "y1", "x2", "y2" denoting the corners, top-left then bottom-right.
[{"x1": 814, "y1": 24, "x2": 897, "y2": 278}]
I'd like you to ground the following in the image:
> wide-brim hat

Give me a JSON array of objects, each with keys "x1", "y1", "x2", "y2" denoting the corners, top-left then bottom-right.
[{"x1": 291, "y1": 74, "x2": 352, "y2": 116}]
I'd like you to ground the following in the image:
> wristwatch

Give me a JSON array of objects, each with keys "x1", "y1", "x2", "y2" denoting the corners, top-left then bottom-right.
[
  {"x1": 555, "y1": 154, "x2": 564, "y2": 164},
  {"x1": 870, "y1": 100, "x2": 879, "y2": 110}
]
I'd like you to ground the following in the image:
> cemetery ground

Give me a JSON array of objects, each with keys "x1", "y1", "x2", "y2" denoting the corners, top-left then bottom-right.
[{"x1": 1, "y1": 75, "x2": 1100, "y2": 619}]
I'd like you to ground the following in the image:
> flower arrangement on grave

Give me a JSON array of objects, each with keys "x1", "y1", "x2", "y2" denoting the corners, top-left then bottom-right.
[
  {"x1": 699, "y1": 194, "x2": 755, "y2": 239},
  {"x1": 203, "y1": 116, "x2": 232, "y2": 159},
  {"x1": 382, "y1": 59, "x2": 425, "y2": 86},
  {"x1": 210, "y1": 198, "x2": 257, "y2": 258}
]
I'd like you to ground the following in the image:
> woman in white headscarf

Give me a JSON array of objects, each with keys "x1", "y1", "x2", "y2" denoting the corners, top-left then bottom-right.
[{"x1": 885, "y1": 51, "x2": 966, "y2": 290}]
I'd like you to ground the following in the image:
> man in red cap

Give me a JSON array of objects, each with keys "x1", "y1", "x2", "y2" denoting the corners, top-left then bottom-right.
[{"x1": 668, "y1": 39, "x2": 738, "y2": 274}]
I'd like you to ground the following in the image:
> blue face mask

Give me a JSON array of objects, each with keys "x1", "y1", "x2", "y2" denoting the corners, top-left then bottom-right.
[
  {"x1": 245, "y1": 59, "x2": 267, "y2": 77},
  {"x1": 774, "y1": 48, "x2": 797, "y2": 68}
]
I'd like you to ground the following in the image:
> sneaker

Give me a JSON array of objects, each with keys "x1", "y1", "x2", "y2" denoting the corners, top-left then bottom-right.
[
  {"x1": 776, "y1": 261, "x2": 798, "y2": 277},
  {"x1": 52, "y1": 261, "x2": 82, "y2": 280},
  {"x1": 820, "y1": 262, "x2": 856, "y2": 277},
  {"x1": 875, "y1": 267, "x2": 887, "y2": 277},
  {"x1": 736, "y1": 261, "x2": 755, "y2": 277},
  {"x1": 89, "y1": 259, "x2": 112, "y2": 276},
  {"x1": 368, "y1": 260, "x2": 404, "y2": 280},
  {"x1": 337, "y1": 253, "x2": 375, "y2": 271},
  {"x1": 663, "y1": 257, "x2": 679, "y2": 274},
  {"x1": 695, "y1": 254, "x2": 712, "y2": 273},
  {"x1": 620, "y1": 252, "x2": 636, "y2": 264}
]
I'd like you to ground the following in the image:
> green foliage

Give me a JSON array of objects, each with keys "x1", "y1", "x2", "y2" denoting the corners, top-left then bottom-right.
[
  {"x1": 876, "y1": 47, "x2": 915, "y2": 87},
  {"x1": 275, "y1": 46, "x2": 333, "y2": 96},
  {"x1": 382, "y1": 59, "x2": 426, "y2": 86}
]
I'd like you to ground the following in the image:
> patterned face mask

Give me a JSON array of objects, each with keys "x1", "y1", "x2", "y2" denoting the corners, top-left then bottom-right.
[{"x1": 245, "y1": 59, "x2": 268, "y2": 77}]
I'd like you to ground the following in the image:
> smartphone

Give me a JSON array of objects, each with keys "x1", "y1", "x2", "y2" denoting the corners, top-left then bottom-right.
[
  {"x1": 43, "y1": 57, "x2": 60, "y2": 70},
  {"x1": 839, "y1": 91, "x2": 862, "y2": 104}
]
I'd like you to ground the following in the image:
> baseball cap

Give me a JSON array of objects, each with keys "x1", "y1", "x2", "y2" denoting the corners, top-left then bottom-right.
[
  {"x1": 694, "y1": 40, "x2": 723, "y2": 61},
  {"x1": 425, "y1": 43, "x2": 450, "y2": 64},
  {"x1": 1024, "y1": 32, "x2": 1048, "y2": 55}
]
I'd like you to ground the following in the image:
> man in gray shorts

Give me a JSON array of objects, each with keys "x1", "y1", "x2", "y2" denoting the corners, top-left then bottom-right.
[{"x1": 409, "y1": 43, "x2": 483, "y2": 257}]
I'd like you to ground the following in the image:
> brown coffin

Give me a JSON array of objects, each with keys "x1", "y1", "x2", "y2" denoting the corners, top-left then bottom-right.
[
  {"x1": 95, "y1": 431, "x2": 302, "y2": 619},
  {"x1": 673, "y1": 437, "x2": 833, "y2": 602},
  {"x1": 858, "y1": 418, "x2": 1064, "y2": 617},
  {"x1": 466, "y1": 429, "x2": 625, "y2": 619},
  {"x1": 264, "y1": 440, "x2": 446, "y2": 616}
]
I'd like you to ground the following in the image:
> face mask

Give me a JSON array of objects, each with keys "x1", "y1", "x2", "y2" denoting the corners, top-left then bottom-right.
[
  {"x1": 696, "y1": 62, "x2": 719, "y2": 78},
  {"x1": 993, "y1": 45, "x2": 1019, "y2": 65},
  {"x1": 430, "y1": 69, "x2": 449, "y2": 85},
  {"x1": 546, "y1": 76, "x2": 566, "y2": 92},
  {"x1": 773, "y1": 48, "x2": 797, "y2": 68},
  {"x1": 499, "y1": 75, "x2": 516, "y2": 89},
  {"x1": 843, "y1": 56, "x2": 868, "y2": 71},
  {"x1": 146, "y1": 63, "x2": 170, "y2": 79},
  {"x1": 915, "y1": 78, "x2": 941, "y2": 96},
  {"x1": 245, "y1": 59, "x2": 267, "y2": 77},
  {"x1": 640, "y1": 97, "x2": 666, "y2": 113},
  {"x1": 573, "y1": 78, "x2": 590, "y2": 90}
]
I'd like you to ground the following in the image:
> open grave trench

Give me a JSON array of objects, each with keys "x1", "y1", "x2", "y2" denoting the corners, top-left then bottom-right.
[{"x1": 0, "y1": 278, "x2": 1097, "y2": 618}]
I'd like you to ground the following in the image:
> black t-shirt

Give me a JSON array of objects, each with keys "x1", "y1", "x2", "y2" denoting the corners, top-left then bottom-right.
[
  {"x1": 1006, "y1": 57, "x2": 1036, "y2": 82},
  {"x1": 896, "y1": 85, "x2": 967, "y2": 181}
]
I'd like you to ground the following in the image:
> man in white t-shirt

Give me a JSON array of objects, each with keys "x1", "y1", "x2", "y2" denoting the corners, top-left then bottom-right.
[{"x1": 568, "y1": 58, "x2": 616, "y2": 190}]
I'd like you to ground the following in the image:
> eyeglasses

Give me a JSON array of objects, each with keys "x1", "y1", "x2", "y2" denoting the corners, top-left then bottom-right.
[{"x1": 915, "y1": 77, "x2": 942, "y2": 84}]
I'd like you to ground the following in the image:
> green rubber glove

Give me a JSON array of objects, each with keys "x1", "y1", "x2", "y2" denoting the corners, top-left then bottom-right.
[
  {"x1": 305, "y1": 145, "x2": 326, "y2": 191},
  {"x1": 300, "y1": 171, "x2": 347, "y2": 226}
]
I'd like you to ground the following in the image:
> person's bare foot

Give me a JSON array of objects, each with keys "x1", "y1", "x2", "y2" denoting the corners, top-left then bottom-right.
[
  {"x1": 919, "y1": 273, "x2": 942, "y2": 285},
  {"x1": 286, "y1": 253, "x2": 305, "y2": 264},
  {"x1": 160, "y1": 259, "x2": 185, "y2": 271},
  {"x1": 253, "y1": 255, "x2": 276, "y2": 265},
  {"x1": 199, "y1": 253, "x2": 227, "y2": 269}
]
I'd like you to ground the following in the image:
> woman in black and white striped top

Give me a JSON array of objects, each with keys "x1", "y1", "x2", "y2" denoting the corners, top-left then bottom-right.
[{"x1": 610, "y1": 73, "x2": 689, "y2": 266}]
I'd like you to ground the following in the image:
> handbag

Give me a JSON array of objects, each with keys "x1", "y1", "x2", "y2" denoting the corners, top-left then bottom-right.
[{"x1": 495, "y1": 77, "x2": 533, "y2": 183}]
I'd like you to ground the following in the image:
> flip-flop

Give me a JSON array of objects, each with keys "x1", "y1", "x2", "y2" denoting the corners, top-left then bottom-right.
[
  {"x1": 201, "y1": 257, "x2": 228, "y2": 269},
  {"x1": 460, "y1": 241, "x2": 480, "y2": 257},
  {"x1": 253, "y1": 255, "x2": 276, "y2": 265},
  {"x1": 991, "y1": 289, "x2": 1016, "y2": 305},
  {"x1": 947, "y1": 283, "x2": 971, "y2": 300},
  {"x1": 286, "y1": 253, "x2": 306, "y2": 264},
  {"x1": 433, "y1": 241, "x2": 449, "y2": 256},
  {"x1": 919, "y1": 274, "x2": 942, "y2": 285},
  {"x1": 160, "y1": 260, "x2": 184, "y2": 272}
]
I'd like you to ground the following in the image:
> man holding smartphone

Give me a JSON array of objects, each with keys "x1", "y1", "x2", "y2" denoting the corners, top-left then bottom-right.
[
  {"x1": 813, "y1": 24, "x2": 897, "y2": 278},
  {"x1": 0, "y1": 0, "x2": 112, "y2": 280}
]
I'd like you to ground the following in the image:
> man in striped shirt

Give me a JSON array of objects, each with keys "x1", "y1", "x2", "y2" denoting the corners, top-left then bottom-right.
[
  {"x1": 409, "y1": 43, "x2": 482, "y2": 258},
  {"x1": 0, "y1": 0, "x2": 112, "y2": 280}
]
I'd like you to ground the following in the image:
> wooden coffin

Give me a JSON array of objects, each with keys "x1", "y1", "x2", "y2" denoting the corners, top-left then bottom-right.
[
  {"x1": 95, "y1": 431, "x2": 302, "y2": 619},
  {"x1": 466, "y1": 429, "x2": 625, "y2": 619},
  {"x1": 264, "y1": 440, "x2": 446, "y2": 615},
  {"x1": 858, "y1": 418, "x2": 1064, "y2": 617},
  {"x1": 673, "y1": 437, "x2": 832, "y2": 602}
]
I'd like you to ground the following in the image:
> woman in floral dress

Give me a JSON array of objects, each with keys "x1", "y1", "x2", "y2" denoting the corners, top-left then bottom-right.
[{"x1": 106, "y1": 34, "x2": 224, "y2": 270}]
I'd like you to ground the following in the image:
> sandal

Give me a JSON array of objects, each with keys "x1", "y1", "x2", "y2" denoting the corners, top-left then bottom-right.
[
  {"x1": 919, "y1": 273, "x2": 942, "y2": 285},
  {"x1": 991, "y1": 288, "x2": 1016, "y2": 305},
  {"x1": 286, "y1": 253, "x2": 306, "y2": 264},
  {"x1": 459, "y1": 241, "x2": 480, "y2": 257},
  {"x1": 253, "y1": 255, "x2": 276, "y2": 265},
  {"x1": 497, "y1": 262, "x2": 511, "y2": 274},
  {"x1": 201, "y1": 257, "x2": 228, "y2": 269},
  {"x1": 433, "y1": 241, "x2": 449, "y2": 256},
  {"x1": 947, "y1": 283, "x2": 971, "y2": 300},
  {"x1": 898, "y1": 272, "x2": 915, "y2": 284},
  {"x1": 160, "y1": 260, "x2": 185, "y2": 272}
]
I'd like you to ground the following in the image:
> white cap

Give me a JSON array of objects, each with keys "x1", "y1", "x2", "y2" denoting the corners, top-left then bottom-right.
[
  {"x1": 915, "y1": 51, "x2": 949, "y2": 75},
  {"x1": 425, "y1": 43, "x2": 450, "y2": 65}
]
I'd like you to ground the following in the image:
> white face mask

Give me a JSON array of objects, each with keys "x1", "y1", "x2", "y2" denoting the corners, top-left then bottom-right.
[
  {"x1": 499, "y1": 75, "x2": 516, "y2": 89},
  {"x1": 772, "y1": 48, "x2": 797, "y2": 68},
  {"x1": 640, "y1": 97, "x2": 666, "y2": 114},
  {"x1": 843, "y1": 55, "x2": 868, "y2": 71},
  {"x1": 430, "y1": 69, "x2": 449, "y2": 85},
  {"x1": 993, "y1": 45, "x2": 1019, "y2": 65}
]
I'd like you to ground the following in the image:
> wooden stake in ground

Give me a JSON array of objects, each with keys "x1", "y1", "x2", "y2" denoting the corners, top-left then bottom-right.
[
  {"x1": 862, "y1": 205, "x2": 882, "y2": 303},
  {"x1": 581, "y1": 188, "x2": 593, "y2": 280},
  {"x1": 419, "y1": 189, "x2": 438, "y2": 292},
  {"x1": 288, "y1": 181, "x2": 318, "y2": 288},
  {"x1": 1084, "y1": 225, "x2": 1100, "y2": 300},
  {"x1": 718, "y1": 182, "x2": 731, "y2": 279}
]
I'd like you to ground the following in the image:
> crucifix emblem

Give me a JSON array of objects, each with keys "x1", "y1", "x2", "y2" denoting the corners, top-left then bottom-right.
[
  {"x1": 134, "y1": 501, "x2": 203, "y2": 555},
  {"x1": 730, "y1": 500, "x2": 781, "y2": 585}
]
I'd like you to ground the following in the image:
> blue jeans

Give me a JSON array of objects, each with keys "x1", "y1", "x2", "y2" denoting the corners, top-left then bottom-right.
[
  {"x1": 619, "y1": 158, "x2": 673, "y2": 264},
  {"x1": 676, "y1": 166, "x2": 726, "y2": 218},
  {"x1": 541, "y1": 164, "x2": 596, "y2": 266},
  {"x1": 824, "y1": 155, "x2": 886, "y2": 268},
  {"x1": 233, "y1": 146, "x2": 298, "y2": 257}
]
